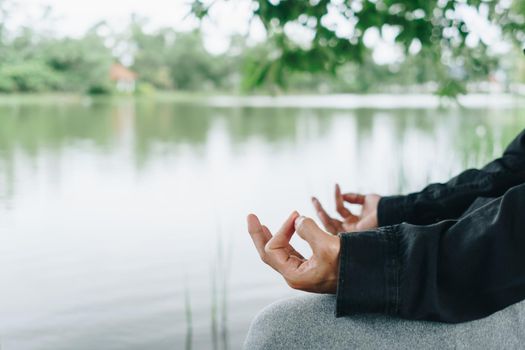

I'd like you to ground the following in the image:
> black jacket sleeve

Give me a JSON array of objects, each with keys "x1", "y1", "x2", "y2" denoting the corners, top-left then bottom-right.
[
  {"x1": 378, "y1": 129, "x2": 525, "y2": 226},
  {"x1": 336, "y1": 182, "x2": 525, "y2": 323}
]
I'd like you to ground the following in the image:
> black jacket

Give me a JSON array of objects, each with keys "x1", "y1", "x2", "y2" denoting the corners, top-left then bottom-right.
[{"x1": 336, "y1": 129, "x2": 525, "y2": 323}]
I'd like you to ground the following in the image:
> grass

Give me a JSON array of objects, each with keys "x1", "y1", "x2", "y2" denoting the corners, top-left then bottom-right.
[
  {"x1": 183, "y1": 223, "x2": 232, "y2": 350},
  {"x1": 211, "y1": 226, "x2": 233, "y2": 350},
  {"x1": 184, "y1": 278, "x2": 193, "y2": 350}
]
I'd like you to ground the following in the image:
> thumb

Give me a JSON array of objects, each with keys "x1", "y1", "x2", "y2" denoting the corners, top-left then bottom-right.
[{"x1": 294, "y1": 216, "x2": 326, "y2": 249}]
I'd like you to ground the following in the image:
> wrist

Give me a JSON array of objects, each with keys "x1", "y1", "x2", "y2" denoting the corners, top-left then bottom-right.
[{"x1": 325, "y1": 235, "x2": 341, "y2": 293}]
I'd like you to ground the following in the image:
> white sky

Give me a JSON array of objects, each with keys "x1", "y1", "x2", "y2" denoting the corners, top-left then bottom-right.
[
  {"x1": 8, "y1": 0, "x2": 506, "y2": 60},
  {"x1": 9, "y1": 0, "x2": 266, "y2": 54}
]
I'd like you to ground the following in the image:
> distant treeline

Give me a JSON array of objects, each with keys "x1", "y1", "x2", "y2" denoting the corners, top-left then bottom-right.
[{"x1": 0, "y1": 5, "x2": 524, "y2": 95}]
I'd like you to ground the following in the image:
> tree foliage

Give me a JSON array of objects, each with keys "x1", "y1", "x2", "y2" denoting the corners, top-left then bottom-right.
[
  {"x1": 0, "y1": 0, "x2": 523, "y2": 95},
  {"x1": 42, "y1": 26, "x2": 114, "y2": 93},
  {"x1": 194, "y1": 0, "x2": 525, "y2": 95},
  {"x1": 0, "y1": 17, "x2": 113, "y2": 93},
  {"x1": 129, "y1": 17, "x2": 238, "y2": 91}
]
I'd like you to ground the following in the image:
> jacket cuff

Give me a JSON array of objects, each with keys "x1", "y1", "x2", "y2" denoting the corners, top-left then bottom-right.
[
  {"x1": 377, "y1": 196, "x2": 410, "y2": 226},
  {"x1": 335, "y1": 226, "x2": 401, "y2": 317}
]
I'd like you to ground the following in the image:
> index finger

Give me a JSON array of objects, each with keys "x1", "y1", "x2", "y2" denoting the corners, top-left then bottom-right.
[
  {"x1": 263, "y1": 212, "x2": 304, "y2": 273},
  {"x1": 342, "y1": 193, "x2": 365, "y2": 204},
  {"x1": 267, "y1": 211, "x2": 299, "y2": 250}
]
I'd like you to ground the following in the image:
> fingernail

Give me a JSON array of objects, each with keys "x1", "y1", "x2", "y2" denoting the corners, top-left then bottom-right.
[
  {"x1": 294, "y1": 216, "x2": 305, "y2": 229},
  {"x1": 311, "y1": 197, "x2": 317, "y2": 202},
  {"x1": 289, "y1": 211, "x2": 299, "y2": 221}
]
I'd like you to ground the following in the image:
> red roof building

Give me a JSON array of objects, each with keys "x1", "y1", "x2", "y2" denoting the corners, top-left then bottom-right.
[{"x1": 109, "y1": 63, "x2": 137, "y2": 92}]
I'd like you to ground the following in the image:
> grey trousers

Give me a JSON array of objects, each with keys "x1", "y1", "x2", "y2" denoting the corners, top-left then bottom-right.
[{"x1": 244, "y1": 294, "x2": 525, "y2": 349}]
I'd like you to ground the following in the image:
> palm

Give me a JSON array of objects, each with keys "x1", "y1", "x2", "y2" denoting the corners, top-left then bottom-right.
[
  {"x1": 343, "y1": 195, "x2": 380, "y2": 231},
  {"x1": 262, "y1": 231, "x2": 326, "y2": 285}
]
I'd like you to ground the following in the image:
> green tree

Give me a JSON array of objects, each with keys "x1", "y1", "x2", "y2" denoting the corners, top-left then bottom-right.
[
  {"x1": 42, "y1": 23, "x2": 114, "y2": 93},
  {"x1": 0, "y1": 4, "x2": 113, "y2": 94},
  {"x1": 165, "y1": 30, "x2": 232, "y2": 90},
  {"x1": 193, "y1": 0, "x2": 525, "y2": 96},
  {"x1": 128, "y1": 16, "x2": 175, "y2": 89},
  {"x1": 128, "y1": 17, "x2": 238, "y2": 91}
]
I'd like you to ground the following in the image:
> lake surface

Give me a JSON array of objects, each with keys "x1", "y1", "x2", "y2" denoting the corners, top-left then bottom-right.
[{"x1": 0, "y1": 95, "x2": 523, "y2": 349}]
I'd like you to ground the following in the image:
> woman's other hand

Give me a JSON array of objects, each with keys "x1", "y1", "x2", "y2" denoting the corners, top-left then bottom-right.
[{"x1": 311, "y1": 184, "x2": 380, "y2": 235}]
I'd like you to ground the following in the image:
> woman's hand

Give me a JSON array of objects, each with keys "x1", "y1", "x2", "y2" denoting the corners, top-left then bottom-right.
[
  {"x1": 312, "y1": 184, "x2": 381, "y2": 235},
  {"x1": 247, "y1": 212, "x2": 340, "y2": 294}
]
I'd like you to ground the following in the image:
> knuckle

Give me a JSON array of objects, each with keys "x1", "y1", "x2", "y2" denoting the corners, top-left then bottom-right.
[
  {"x1": 302, "y1": 217, "x2": 314, "y2": 227},
  {"x1": 286, "y1": 279, "x2": 300, "y2": 290}
]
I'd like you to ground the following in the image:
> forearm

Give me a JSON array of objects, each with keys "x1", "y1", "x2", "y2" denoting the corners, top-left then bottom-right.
[
  {"x1": 336, "y1": 183, "x2": 525, "y2": 323},
  {"x1": 378, "y1": 129, "x2": 525, "y2": 226}
]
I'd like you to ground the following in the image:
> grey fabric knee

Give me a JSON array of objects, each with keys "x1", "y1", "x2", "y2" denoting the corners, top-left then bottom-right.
[{"x1": 244, "y1": 294, "x2": 525, "y2": 349}]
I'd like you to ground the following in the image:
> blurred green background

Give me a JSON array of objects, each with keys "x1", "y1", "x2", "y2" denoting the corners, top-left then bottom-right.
[
  {"x1": 0, "y1": 1, "x2": 525, "y2": 350},
  {"x1": 0, "y1": 0, "x2": 524, "y2": 96}
]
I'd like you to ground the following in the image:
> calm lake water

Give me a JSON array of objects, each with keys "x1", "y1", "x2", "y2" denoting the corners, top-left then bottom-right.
[{"x1": 0, "y1": 95, "x2": 523, "y2": 350}]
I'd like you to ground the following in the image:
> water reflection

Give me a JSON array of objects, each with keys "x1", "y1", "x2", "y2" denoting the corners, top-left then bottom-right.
[
  {"x1": 0, "y1": 97, "x2": 523, "y2": 349},
  {"x1": 0, "y1": 102, "x2": 521, "y2": 189}
]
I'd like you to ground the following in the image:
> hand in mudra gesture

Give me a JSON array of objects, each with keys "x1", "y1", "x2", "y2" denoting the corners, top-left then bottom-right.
[
  {"x1": 312, "y1": 184, "x2": 381, "y2": 235},
  {"x1": 247, "y1": 211, "x2": 340, "y2": 294}
]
